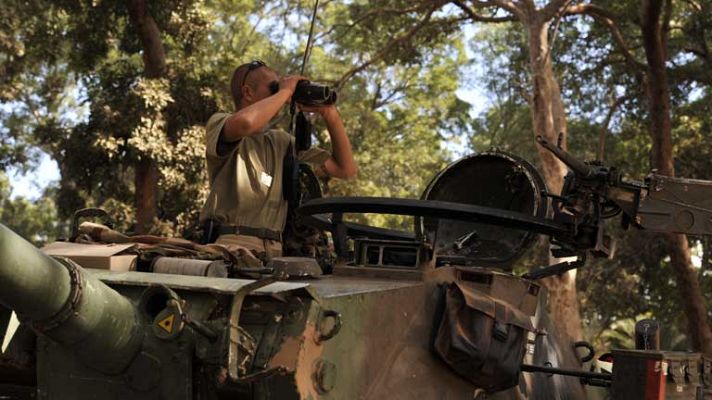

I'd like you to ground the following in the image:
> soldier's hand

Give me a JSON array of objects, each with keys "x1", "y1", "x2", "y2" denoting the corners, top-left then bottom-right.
[
  {"x1": 299, "y1": 103, "x2": 337, "y2": 117},
  {"x1": 279, "y1": 75, "x2": 308, "y2": 97}
]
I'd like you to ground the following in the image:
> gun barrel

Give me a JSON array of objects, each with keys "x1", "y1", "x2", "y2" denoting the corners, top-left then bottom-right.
[
  {"x1": 0, "y1": 224, "x2": 142, "y2": 374},
  {"x1": 536, "y1": 136, "x2": 595, "y2": 178}
]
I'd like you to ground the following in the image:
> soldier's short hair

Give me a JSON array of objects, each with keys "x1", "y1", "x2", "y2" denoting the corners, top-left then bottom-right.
[{"x1": 230, "y1": 61, "x2": 272, "y2": 109}]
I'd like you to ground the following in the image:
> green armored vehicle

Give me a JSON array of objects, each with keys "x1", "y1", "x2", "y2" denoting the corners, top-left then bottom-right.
[{"x1": 1, "y1": 142, "x2": 710, "y2": 399}]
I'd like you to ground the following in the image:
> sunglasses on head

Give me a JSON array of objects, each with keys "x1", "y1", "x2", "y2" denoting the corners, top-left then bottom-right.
[
  {"x1": 241, "y1": 60, "x2": 267, "y2": 88},
  {"x1": 241, "y1": 60, "x2": 280, "y2": 95}
]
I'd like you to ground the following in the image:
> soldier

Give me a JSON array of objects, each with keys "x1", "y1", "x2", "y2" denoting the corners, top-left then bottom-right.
[{"x1": 200, "y1": 60, "x2": 357, "y2": 259}]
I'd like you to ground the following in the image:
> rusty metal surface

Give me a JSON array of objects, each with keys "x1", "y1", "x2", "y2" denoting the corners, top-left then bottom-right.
[
  {"x1": 270, "y1": 279, "x2": 478, "y2": 399},
  {"x1": 257, "y1": 269, "x2": 587, "y2": 399},
  {"x1": 611, "y1": 349, "x2": 703, "y2": 399}
]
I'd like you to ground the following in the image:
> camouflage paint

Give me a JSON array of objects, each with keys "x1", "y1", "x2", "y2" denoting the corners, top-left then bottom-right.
[{"x1": 0, "y1": 223, "x2": 588, "y2": 399}]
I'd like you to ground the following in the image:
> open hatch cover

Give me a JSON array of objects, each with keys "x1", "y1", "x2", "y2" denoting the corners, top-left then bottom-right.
[{"x1": 415, "y1": 151, "x2": 549, "y2": 269}]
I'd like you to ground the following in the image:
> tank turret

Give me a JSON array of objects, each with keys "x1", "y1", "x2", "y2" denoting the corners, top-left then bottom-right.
[{"x1": 0, "y1": 150, "x2": 601, "y2": 399}]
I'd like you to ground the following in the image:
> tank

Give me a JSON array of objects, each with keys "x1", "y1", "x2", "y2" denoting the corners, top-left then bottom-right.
[{"x1": 0, "y1": 152, "x2": 610, "y2": 399}]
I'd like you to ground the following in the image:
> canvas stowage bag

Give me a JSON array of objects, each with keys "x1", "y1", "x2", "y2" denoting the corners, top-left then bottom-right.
[{"x1": 434, "y1": 281, "x2": 535, "y2": 392}]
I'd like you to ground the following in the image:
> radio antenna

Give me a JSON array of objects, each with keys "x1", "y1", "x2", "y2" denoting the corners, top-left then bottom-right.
[
  {"x1": 285, "y1": 0, "x2": 320, "y2": 210},
  {"x1": 289, "y1": 0, "x2": 320, "y2": 139},
  {"x1": 300, "y1": 0, "x2": 320, "y2": 75}
]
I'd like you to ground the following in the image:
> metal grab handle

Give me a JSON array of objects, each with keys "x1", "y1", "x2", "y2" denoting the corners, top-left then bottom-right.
[
  {"x1": 71, "y1": 208, "x2": 113, "y2": 240},
  {"x1": 315, "y1": 310, "x2": 342, "y2": 344},
  {"x1": 227, "y1": 276, "x2": 281, "y2": 381},
  {"x1": 574, "y1": 341, "x2": 595, "y2": 363}
]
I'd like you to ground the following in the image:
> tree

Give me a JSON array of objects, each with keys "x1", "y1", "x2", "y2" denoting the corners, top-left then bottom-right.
[
  {"x1": 0, "y1": 1, "x2": 78, "y2": 174},
  {"x1": 446, "y1": 0, "x2": 590, "y2": 341},
  {"x1": 553, "y1": 0, "x2": 712, "y2": 356},
  {"x1": 638, "y1": 0, "x2": 712, "y2": 355},
  {"x1": 126, "y1": 0, "x2": 167, "y2": 234},
  {"x1": 30, "y1": 0, "x2": 219, "y2": 236},
  {"x1": 1, "y1": 0, "x2": 471, "y2": 236},
  {"x1": 500, "y1": 0, "x2": 712, "y2": 355},
  {"x1": 0, "y1": 173, "x2": 62, "y2": 246}
]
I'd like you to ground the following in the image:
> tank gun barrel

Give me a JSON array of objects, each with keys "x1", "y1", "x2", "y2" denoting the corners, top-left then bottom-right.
[{"x1": 0, "y1": 223, "x2": 142, "y2": 374}]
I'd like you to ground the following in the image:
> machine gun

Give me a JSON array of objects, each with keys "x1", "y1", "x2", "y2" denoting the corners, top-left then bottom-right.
[{"x1": 537, "y1": 135, "x2": 712, "y2": 259}]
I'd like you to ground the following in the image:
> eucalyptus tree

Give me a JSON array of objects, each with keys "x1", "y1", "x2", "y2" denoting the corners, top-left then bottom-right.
[
  {"x1": 1, "y1": 0, "x2": 473, "y2": 235},
  {"x1": 584, "y1": 0, "x2": 712, "y2": 355},
  {"x1": 463, "y1": 0, "x2": 712, "y2": 354}
]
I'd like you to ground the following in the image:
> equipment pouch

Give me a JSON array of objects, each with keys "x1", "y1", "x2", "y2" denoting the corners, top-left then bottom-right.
[{"x1": 433, "y1": 281, "x2": 535, "y2": 393}]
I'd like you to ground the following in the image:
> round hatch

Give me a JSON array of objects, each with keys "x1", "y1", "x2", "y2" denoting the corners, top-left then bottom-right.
[{"x1": 415, "y1": 151, "x2": 548, "y2": 268}]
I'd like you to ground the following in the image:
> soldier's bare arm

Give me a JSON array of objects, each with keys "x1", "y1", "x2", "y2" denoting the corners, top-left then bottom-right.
[
  {"x1": 222, "y1": 75, "x2": 306, "y2": 141},
  {"x1": 301, "y1": 104, "x2": 357, "y2": 179}
]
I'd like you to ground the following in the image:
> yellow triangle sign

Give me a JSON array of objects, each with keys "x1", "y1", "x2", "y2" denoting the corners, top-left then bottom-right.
[{"x1": 158, "y1": 314, "x2": 175, "y2": 333}]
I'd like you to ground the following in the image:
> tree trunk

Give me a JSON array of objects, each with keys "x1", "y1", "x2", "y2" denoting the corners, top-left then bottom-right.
[
  {"x1": 526, "y1": 17, "x2": 584, "y2": 342},
  {"x1": 641, "y1": 0, "x2": 712, "y2": 355},
  {"x1": 127, "y1": 0, "x2": 166, "y2": 234},
  {"x1": 665, "y1": 232, "x2": 712, "y2": 354},
  {"x1": 133, "y1": 157, "x2": 159, "y2": 234}
]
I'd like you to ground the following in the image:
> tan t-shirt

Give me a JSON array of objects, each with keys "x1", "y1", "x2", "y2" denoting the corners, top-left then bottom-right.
[{"x1": 199, "y1": 112, "x2": 330, "y2": 233}]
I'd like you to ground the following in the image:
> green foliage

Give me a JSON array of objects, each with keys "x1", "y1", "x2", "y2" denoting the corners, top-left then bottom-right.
[
  {"x1": 568, "y1": 2, "x2": 712, "y2": 353},
  {"x1": 465, "y1": 4, "x2": 712, "y2": 353},
  {"x1": 466, "y1": 24, "x2": 538, "y2": 164},
  {"x1": 197, "y1": 0, "x2": 471, "y2": 231},
  {"x1": 0, "y1": 173, "x2": 63, "y2": 246},
  {"x1": 0, "y1": 1, "x2": 79, "y2": 172},
  {"x1": 328, "y1": 48, "x2": 466, "y2": 229},
  {"x1": 1, "y1": 0, "x2": 472, "y2": 236},
  {"x1": 24, "y1": 0, "x2": 218, "y2": 236},
  {"x1": 6, "y1": 0, "x2": 712, "y2": 356}
]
